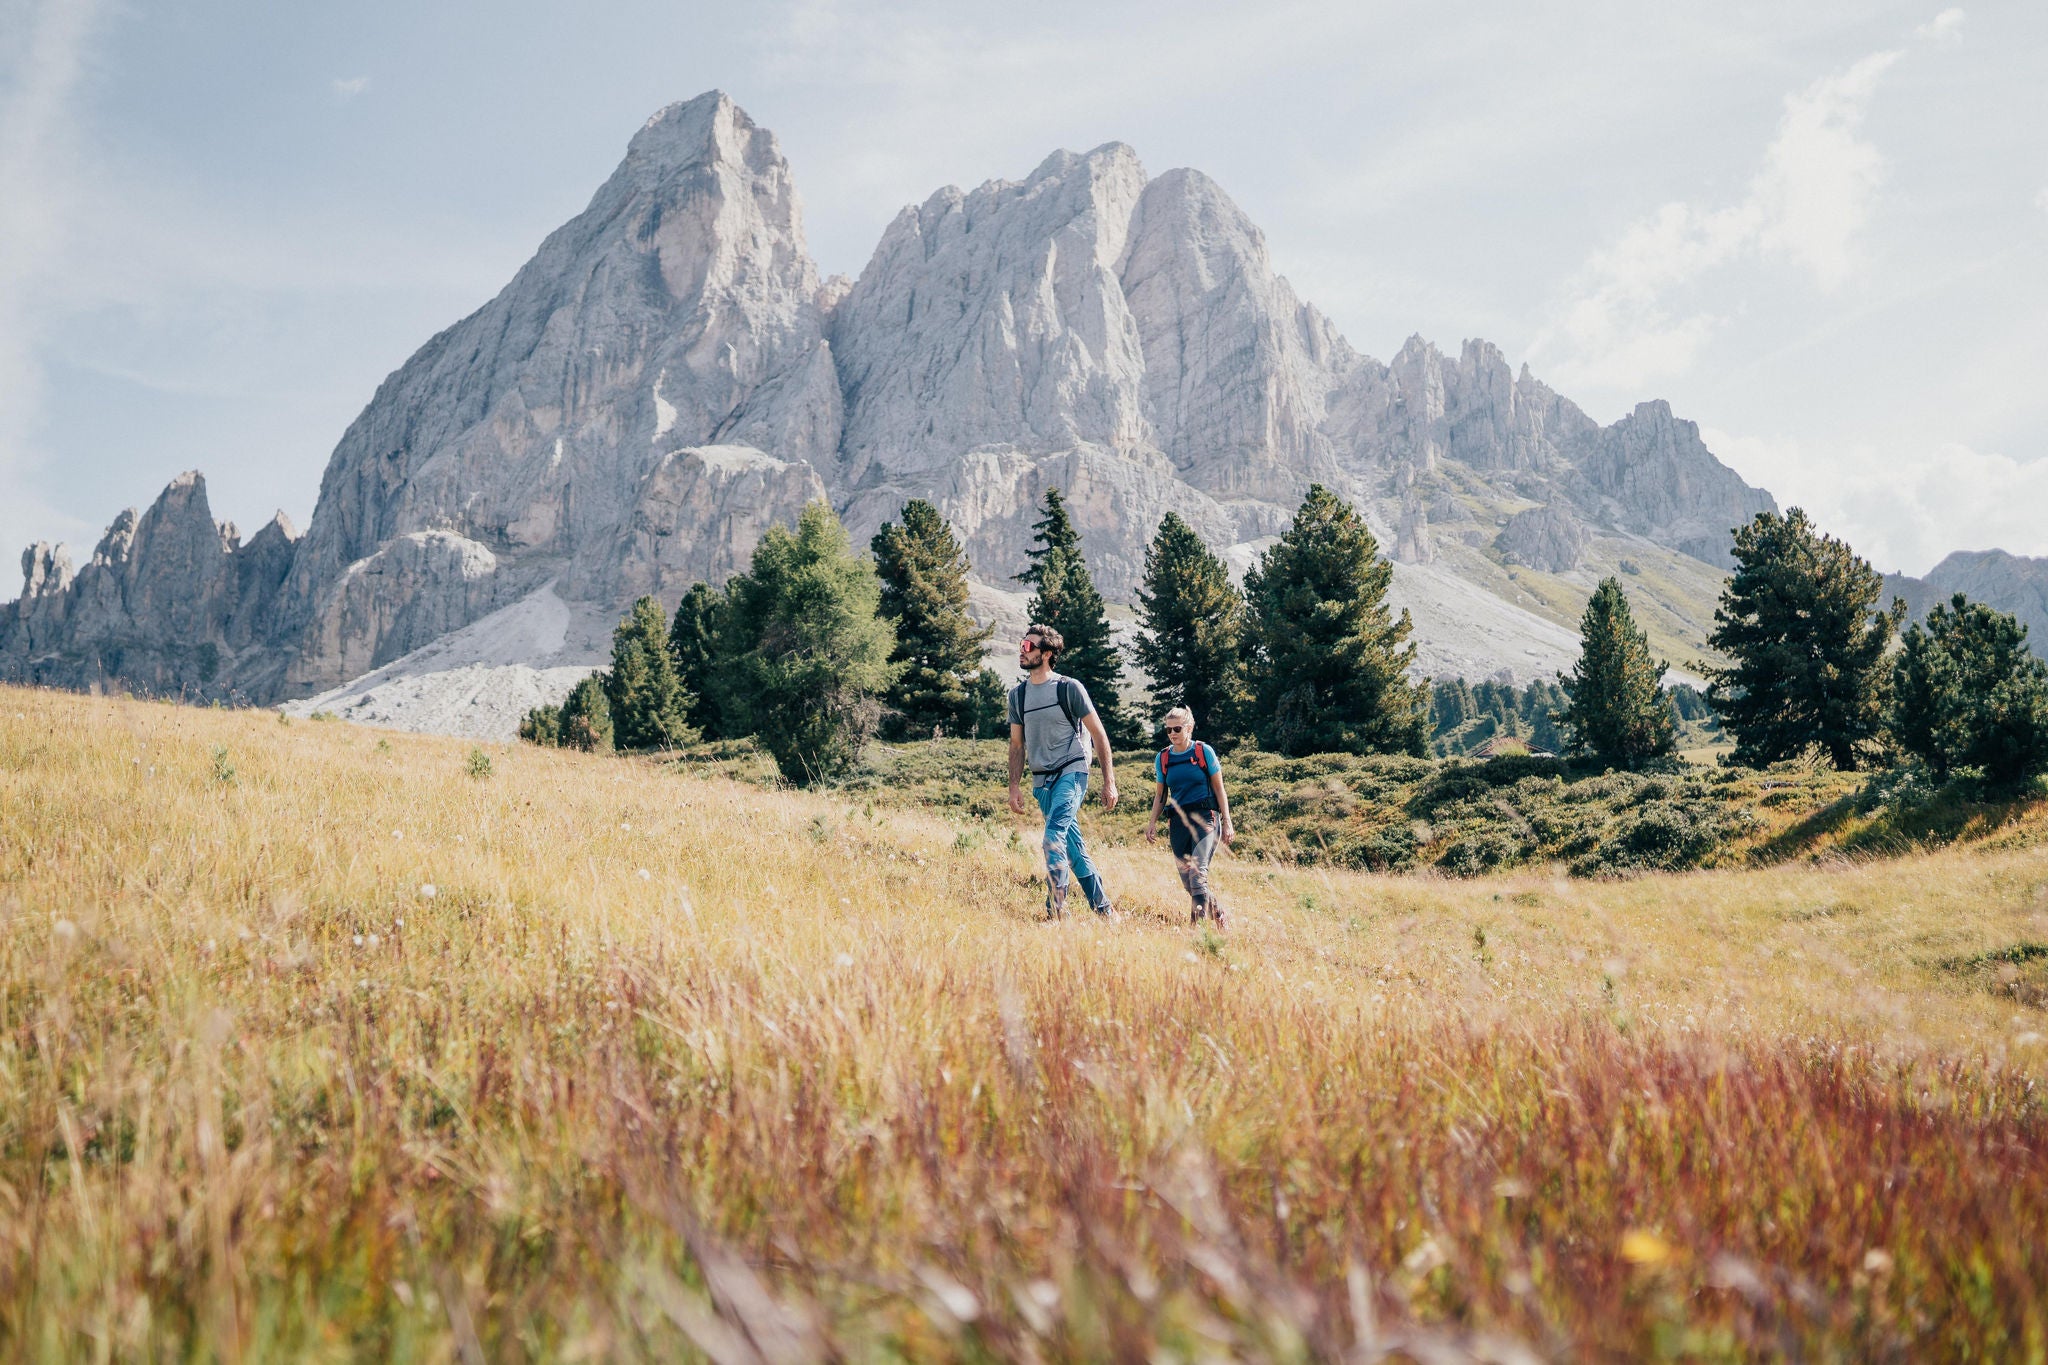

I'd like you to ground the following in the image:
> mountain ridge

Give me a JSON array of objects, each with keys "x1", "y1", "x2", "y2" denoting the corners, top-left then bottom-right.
[{"x1": 6, "y1": 91, "x2": 2030, "y2": 735}]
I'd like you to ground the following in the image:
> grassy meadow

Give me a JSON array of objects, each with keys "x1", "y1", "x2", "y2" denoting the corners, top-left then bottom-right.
[{"x1": 3, "y1": 685, "x2": 2047, "y2": 1361}]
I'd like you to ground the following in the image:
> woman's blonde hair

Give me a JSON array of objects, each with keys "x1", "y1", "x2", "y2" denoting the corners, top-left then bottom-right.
[{"x1": 1159, "y1": 705, "x2": 1195, "y2": 731}]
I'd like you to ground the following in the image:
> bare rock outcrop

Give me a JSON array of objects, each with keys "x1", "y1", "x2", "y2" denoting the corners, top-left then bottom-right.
[
  {"x1": 0, "y1": 472, "x2": 297, "y2": 697},
  {"x1": 1566, "y1": 400, "x2": 1776, "y2": 566},
  {"x1": 610, "y1": 444, "x2": 829, "y2": 600},
  {"x1": 1495, "y1": 502, "x2": 1589, "y2": 574}
]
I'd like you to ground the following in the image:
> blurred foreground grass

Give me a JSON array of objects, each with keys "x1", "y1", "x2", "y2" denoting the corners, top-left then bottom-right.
[{"x1": 2, "y1": 687, "x2": 2046, "y2": 1361}]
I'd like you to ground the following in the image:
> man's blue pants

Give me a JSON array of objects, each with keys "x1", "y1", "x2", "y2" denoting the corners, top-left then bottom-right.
[{"x1": 1034, "y1": 769, "x2": 1108, "y2": 912}]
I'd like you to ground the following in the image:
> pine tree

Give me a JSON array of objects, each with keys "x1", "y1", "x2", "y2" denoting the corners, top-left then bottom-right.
[
  {"x1": 871, "y1": 500, "x2": 996, "y2": 739},
  {"x1": 1133, "y1": 512, "x2": 1249, "y2": 744},
  {"x1": 1016, "y1": 487, "x2": 1139, "y2": 745},
  {"x1": 709, "y1": 501, "x2": 902, "y2": 783},
  {"x1": 604, "y1": 596, "x2": 696, "y2": 751},
  {"x1": 1243, "y1": 485, "x2": 1429, "y2": 757},
  {"x1": 517, "y1": 703, "x2": 563, "y2": 747},
  {"x1": 1558, "y1": 577, "x2": 1674, "y2": 769},
  {"x1": 667, "y1": 581, "x2": 728, "y2": 737},
  {"x1": 560, "y1": 674, "x2": 614, "y2": 753},
  {"x1": 1889, "y1": 593, "x2": 2048, "y2": 789},
  {"x1": 1707, "y1": 508, "x2": 1899, "y2": 770}
]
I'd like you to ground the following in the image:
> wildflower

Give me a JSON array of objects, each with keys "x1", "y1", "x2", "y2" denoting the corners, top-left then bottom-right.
[
  {"x1": 835, "y1": 953, "x2": 854, "y2": 968},
  {"x1": 367, "y1": 933, "x2": 380, "y2": 948},
  {"x1": 353, "y1": 935, "x2": 364, "y2": 947},
  {"x1": 637, "y1": 868, "x2": 651, "y2": 880},
  {"x1": 1621, "y1": 1231, "x2": 1674, "y2": 1265},
  {"x1": 420, "y1": 884, "x2": 437, "y2": 899}
]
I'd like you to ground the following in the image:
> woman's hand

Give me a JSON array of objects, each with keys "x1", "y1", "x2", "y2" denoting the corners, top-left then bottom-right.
[
  {"x1": 1220, "y1": 822, "x2": 1235, "y2": 846},
  {"x1": 1144, "y1": 822, "x2": 1157, "y2": 843}
]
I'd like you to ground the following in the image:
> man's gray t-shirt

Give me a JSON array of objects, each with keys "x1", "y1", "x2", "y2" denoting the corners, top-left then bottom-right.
[{"x1": 1008, "y1": 674, "x2": 1096, "y2": 788}]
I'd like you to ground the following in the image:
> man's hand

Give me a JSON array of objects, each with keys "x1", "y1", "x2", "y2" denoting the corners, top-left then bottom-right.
[
  {"x1": 1102, "y1": 781, "x2": 1119, "y2": 811},
  {"x1": 1008, "y1": 783, "x2": 1027, "y2": 815}
]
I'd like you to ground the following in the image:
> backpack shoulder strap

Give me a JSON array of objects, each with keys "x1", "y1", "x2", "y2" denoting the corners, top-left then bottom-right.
[{"x1": 1055, "y1": 677, "x2": 1081, "y2": 729}]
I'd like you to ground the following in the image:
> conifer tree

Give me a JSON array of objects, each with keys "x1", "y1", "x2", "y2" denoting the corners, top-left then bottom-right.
[
  {"x1": 1133, "y1": 512, "x2": 1249, "y2": 744},
  {"x1": 667, "y1": 581, "x2": 728, "y2": 737},
  {"x1": 560, "y1": 674, "x2": 614, "y2": 752},
  {"x1": 871, "y1": 500, "x2": 997, "y2": 739},
  {"x1": 1243, "y1": 485, "x2": 1428, "y2": 757},
  {"x1": 604, "y1": 596, "x2": 696, "y2": 751},
  {"x1": 709, "y1": 501, "x2": 902, "y2": 783},
  {"x1": 518, "y1": 703, "x2": 562, "y2": 747},
  {"x1": 1558, "y1": 577, "x2": 1674, "y2": 769},
  {"x1": 1889, "y1": 593, "x2": 2048, "y2": 789},
  {"x1": 1707, "y1": 508, "x2": 1899, "y2": 770},
  {"x1": 1016, "y1": 487, "x2": 1139, "y2": 745}
]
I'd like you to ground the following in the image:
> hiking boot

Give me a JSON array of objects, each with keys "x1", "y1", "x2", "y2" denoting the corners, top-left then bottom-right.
[
  {"x1": 1091, "y1": 900, "x2": 1120, "y2": 922},
  {"x1": 1045, "y1": 887, "x2": 1068, "y2": 921}
]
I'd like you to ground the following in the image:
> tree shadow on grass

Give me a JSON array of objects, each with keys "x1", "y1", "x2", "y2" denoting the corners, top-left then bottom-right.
[{"x1": 1752, "y1": 781, "x2": 2047, "y2": 864}]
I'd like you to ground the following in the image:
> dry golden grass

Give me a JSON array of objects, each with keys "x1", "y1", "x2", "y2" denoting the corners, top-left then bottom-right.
[{"x1": 2, "y1": 685, "x2": 2045, "y2": 1361}]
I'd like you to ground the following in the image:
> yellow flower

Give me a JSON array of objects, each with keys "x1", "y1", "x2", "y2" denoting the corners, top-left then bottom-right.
[{"x1": 1621, "y1": 1231, "x2": 1674, "y2": 1265}]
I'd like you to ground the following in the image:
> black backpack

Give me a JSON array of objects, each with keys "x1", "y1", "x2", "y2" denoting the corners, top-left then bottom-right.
[{"x1": 1010, "y1": 676, "x2": 1087, "y2": 766}]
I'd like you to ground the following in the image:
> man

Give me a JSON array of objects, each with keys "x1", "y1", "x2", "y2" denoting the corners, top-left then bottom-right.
[{"x1": 1008, "y1": 624, "x2": 1119, "y2": 918}]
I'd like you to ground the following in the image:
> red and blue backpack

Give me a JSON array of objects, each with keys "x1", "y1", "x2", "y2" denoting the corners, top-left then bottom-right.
[{"x1": 1156, "y1": 742, "x2": 1217, "y2": 805}]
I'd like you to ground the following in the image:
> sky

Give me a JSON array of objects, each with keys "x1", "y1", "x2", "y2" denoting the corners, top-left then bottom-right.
[{"x1": 1, "y1": 0, "x2": 2044, "y2": 591}]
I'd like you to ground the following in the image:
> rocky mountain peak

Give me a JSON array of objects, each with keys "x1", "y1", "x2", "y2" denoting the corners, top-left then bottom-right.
[
  {"x1": 4, "y1": 95, "x2": 1859, "y2": 728},
  {"x1": 267, "y1": 89, "x2": 838, "y2": 689}
]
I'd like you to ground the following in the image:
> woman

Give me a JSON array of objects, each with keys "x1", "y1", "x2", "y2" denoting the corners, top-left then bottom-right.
[{"x1": 1145, "y1": 706, "x2": 1235, "y2": 927}]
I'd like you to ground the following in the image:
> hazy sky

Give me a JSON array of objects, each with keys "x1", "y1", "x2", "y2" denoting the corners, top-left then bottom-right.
[{"x1": 3, "y1": 0, "x2": 2043, "y2": 590}]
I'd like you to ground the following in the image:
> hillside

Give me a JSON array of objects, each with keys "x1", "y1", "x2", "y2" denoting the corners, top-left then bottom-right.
[{"x1": 2, "y1": 684, "x2": 2045, "y2": 1359}]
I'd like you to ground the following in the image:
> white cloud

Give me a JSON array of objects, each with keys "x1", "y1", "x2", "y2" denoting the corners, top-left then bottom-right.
[
  {"x1": 332, "y1": 76, "x2": 369, "y2": 99},
  {"x1": 1915, "y1": 8, "x2": 1966, "y2": 43},
  {"x1": 2035, "y1": 185, "x2": 2048, "y2": 216},
  {"x1": 1705, "y1": 427, "x2": 2048, "y2": 576},
  {"x1": 0, "y1": 0, "x2": 109, "y2": 580},
  {"x1": 1531, "y1": 16, "x2": 1965, "y2": 394}
]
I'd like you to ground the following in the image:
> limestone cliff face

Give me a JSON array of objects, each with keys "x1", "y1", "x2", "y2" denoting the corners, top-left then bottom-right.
[
  {"x1": 1495, "y1": 503, "x2": 1589, "y2": 574},
  {"x1": 272, "y1": 90, "x2": 840, "y2": 689},
  {"x1": 0, "y1": 473, "x2": 296, "y2": 697},
  {"x1": 1565, "y1": 401, "x2": 1776, "y2": 567},
  {"x1": 7, "y1": 93, "x2": 1797, "y2": 706}
]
